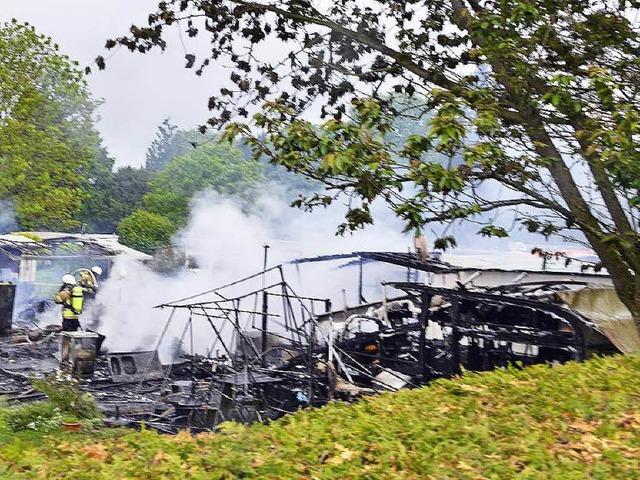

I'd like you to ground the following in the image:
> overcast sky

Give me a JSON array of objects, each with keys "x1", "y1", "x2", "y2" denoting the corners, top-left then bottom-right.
[{"x1": 0, "y1": 1, "x2": 218, "y2": 167}]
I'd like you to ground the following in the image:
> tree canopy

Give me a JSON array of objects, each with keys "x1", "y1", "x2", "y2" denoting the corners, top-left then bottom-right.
[
  {"x1": 116, "y1": 139, "x2": 264, "y2": 251},
  {"x1": 0, "y1": 20, "x2": 111, "y2": 231},
  {"x1": 145, "y1": 118, "x2": 184, "y2": 172},
  {"x1": 143, "y1": 140, "x2": 264, "y2": 226},
  {"x1": 117, "y1": 209, "x2": 174, "y2": 254},
  {"x1": 105, "y1": 0, "x2": 640, "y2": 327},
  {"x1": 82, "y1": 165, "x2": 153, "y2": 233}
]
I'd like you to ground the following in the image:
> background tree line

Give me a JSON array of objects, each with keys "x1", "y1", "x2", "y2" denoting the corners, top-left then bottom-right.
[
  {"x1": 0, "y1": 20, "x2": 109, "y2": 232},
  {"x1": 0, "y1": 20, "x2": 315, "y2": 254}
]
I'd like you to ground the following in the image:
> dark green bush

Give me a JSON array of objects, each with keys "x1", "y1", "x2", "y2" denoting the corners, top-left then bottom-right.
[{"x1": 117, "y1": 209, "x2": 175, "y2": 254}]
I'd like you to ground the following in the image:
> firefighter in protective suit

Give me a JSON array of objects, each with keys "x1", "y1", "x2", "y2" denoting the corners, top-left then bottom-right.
[{"x1": 54, "y1": 274, "x2": 84, "y2": 332}]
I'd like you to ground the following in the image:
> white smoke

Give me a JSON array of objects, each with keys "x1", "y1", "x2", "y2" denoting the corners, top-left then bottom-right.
[
  {"x1": 91, "y1": 189, "x2": 412, "y2": 358},
  {"x1": 45, "y1": 188, "x2": 587, "y2": 358}
]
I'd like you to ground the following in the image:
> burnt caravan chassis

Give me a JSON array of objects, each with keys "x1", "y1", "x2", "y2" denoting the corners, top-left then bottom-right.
[
  {"x1": 313, "y1": 251, "x2": 619, "y2": 385},
  {"x1": 336, "y1": 282, "x2": 619, "y2": 386},
  {"x1": 308, "y1": 251, "x2": 619, "y2": 383}
]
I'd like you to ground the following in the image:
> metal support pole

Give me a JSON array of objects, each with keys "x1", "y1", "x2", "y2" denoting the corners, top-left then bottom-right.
[
  {"x1": 450, "y1": 299, "x2": 462, "y2": 376},
  {"x1": 308, "y1": 301, "x2": 316, "y2": 405},
  {"x1": 358, "y1": 257, "x2": 364, "y2": 304},
  {"x1": 418, "y1": 290, "x2": 431, "y2": 383},
  {"x1": 342, "y1": 289, "x2": 348, "y2": 321},
  {"x1": 262, "y1": 245, "x2": 270, "y2": 283},
  {"x1": 261, "y1": 245, "x2": 270, "y2": 367},
  {"x1": 261, "y1": 291, "x2": 269, "y2": 367},
  {"x1": 189, "y1": 309, "x2": 195, "y2": 391}
]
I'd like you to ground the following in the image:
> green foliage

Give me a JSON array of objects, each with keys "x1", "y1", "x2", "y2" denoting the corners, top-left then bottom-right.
[
  {"x1": 78, "y1": 147, "x2": 117, "y2": 233},
  {"x1": 31, "y1": 375, "x2": 102, "y2": 421},
  {"x1": 143, "y1": 140, "x2": 264, "y2": 226},
  {"x1": 108, "y1": 0, "x2": 640, "y2": 325},
  {"x1": 82, "y1": 165, "x2": 152, "y2": 233},
  {"x1": 117, "y1": 209, "x2": 174, "y2": 254},
  {"x1": 433, "y1": 235, "x2": 458, "y2": 250},
  {"x1": 0, "y1": 20, "x2": 111, "y2": 232},
  {"x1": 1, "y1": 355, "x2": 640, "y2": 477},
  {"x1": 119, "y1": 134, "x2": 265, "y2": 252},
  {"x1": 145, "y1": 118, "x2": 184, "y2": 172},
  {"x1": 1, "y1": 376, "x2": 101, "y2": 434},
  {"x1": 478, "y1": 225, "x2": 510, "y2": 238}
]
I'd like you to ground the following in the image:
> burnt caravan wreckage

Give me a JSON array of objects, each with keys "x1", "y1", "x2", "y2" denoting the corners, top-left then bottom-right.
[
  {"x1": 0, "y1": 251, "x2": 629, "y2": 433},
  {"x1": 105, "y1": 252, "x2": 626, "y2": 431},
  {"x1": 311, "y1": 252, "x2": 623, "y2": 381}
]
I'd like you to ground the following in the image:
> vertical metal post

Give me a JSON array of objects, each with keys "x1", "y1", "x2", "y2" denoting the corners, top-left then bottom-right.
[
  {"x1": 261, "y1": 245, "x2": 269, "y2": 367},
  {"x1": 342, "y1": 289, "x2": 348, "y2": 321},
  {"x1": 328, "y1": 314, "x2": 334, "y2": 363},
  {"x1": 450, "y1": 299, "x2": 462, "y2": 376},
  {"x1": 261, "y1": 292, "x2": 269, "y2": 367},
  {"x1": 189, "y1": 309, "x2": 196, "y2": 393},
  {"x1": 358, "y1": 257, "x2": 364, "y2": 304},
  {"x1": 308, "y1": 301, "x2": 315, "y2": 405},
  {"x1": 418, "y1": 290, "x2": 431, "y2": 383},
  {"x1": 262, "y1": 245, "x2": 270, "y2": 283}
]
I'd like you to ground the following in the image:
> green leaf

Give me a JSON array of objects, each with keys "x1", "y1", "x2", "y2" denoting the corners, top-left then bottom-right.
[
  {"x1": 478, "y1": 225, "x2": 509, "y2": 238},
  {"x1": 433, "y1": 235, "x2": 458, "y2": 250}
]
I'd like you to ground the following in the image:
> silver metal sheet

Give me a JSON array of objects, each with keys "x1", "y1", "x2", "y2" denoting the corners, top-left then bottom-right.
[{"x1": 107, "y1": 350, "x2": 164, "y2": 383}]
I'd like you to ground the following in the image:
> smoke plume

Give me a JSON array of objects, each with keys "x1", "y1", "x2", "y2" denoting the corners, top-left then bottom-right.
[{"x1": 90, "y1": 189, "x2": 411, "y2": 357}]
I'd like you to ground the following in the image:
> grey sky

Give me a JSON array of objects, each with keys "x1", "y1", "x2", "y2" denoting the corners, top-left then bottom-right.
[{"x1": 0, "y1": 1, "x2": 217, "y2": 167}]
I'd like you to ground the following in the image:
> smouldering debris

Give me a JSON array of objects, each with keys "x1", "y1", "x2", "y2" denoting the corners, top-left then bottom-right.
[{"x1": 0, "y1": 251, "x2": 627, "y2": 434}]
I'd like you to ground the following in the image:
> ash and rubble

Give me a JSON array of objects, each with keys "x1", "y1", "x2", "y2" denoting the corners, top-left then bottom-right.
[
  {"x1": 0, "y1": 232, "x2": 151, "y2": 327},
  {"x1": 0, "y1": 250, "x2": 634, "y2": 434}
]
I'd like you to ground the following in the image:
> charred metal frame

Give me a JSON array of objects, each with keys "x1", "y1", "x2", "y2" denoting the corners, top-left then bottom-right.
[
  {"x1": 0, "y1": 250, "x2": 622, "y2": 434},
  {"x1": 386, "y1": 282, "x2": 613, "y2": 375}
]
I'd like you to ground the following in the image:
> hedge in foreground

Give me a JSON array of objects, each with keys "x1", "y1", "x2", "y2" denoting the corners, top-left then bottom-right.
[{"x1": 1, "y1": 355, "x2": 640, "y2": 479}]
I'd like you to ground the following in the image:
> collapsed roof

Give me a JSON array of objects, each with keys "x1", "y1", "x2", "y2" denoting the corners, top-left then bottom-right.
[{"x1": 0, "y1": 233, "x2": 151, "y2": 262}]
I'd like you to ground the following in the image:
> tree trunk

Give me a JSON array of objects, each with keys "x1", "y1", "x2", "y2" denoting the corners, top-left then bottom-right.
[{"x1": 625, "y1": 274, "x2": 640, "y2": 334}]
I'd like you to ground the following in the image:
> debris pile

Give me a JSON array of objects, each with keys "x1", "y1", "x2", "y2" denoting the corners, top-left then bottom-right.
[{"x1": 0, "y1": 251, "x2": 626, "y2": 433}]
